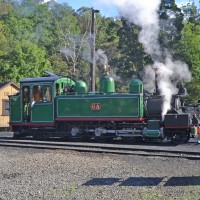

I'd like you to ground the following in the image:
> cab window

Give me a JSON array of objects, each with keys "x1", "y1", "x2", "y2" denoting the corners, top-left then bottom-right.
[
  {"x1": 32, "y1": 85, "x2": 52, "y2": 103},
  {"x1": 55, "y1": 83, "x2": 59, "y2": 96}
]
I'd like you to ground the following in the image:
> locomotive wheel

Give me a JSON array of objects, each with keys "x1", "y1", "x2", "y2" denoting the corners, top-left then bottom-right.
[
  {"x1": 95, "y1": 127, "x2": 106, "y2": 137},
  {"x1": 184, "y1": 133, "x2": 191, "y2": 143},
  {"x1": 93, "y1": 136, "x2": 112, "y2": 143},
  {"x1": 13, "y1": 130, "x2": 26, "y2": 139},
  {"x1": 171, "y1": 135, "x2": 182, "y2": 144},
  {"x1": 133, "y1": 136, "x2": 144, "y2": 143},
  {"x1": 171, "y1": 133, "x2": 189, "y2": 144},
  {"x1": 13, "y1": 131, "x2": 21, "y2": 139},
  {"x1": 104, "y1": 137, "x2": 114, "y2": 143},
  {"x1": 32, "y1": 133, "x2": 39, "y2": 140},
  {"x1": 71, "y1": 127, "x2": 79, "y2": 137}
]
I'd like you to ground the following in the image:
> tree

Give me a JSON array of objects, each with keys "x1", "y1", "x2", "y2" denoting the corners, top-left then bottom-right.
[
  {"x1": 115, "y1": 18, "x2": 151, "y2": 89},
  {"x1": 5, "y1": 0, "x2": 54, "y2": 51},
  {"x1": 51, "y1": 4, "x2": 90, "y2": 78},
  {"x1": 0, "y1": 40, "x2": 51, "y2": 82},
  {"x1": 0, "y1": 20, "x2": 12, "y2": 57},
  {"x1": 0, "y1": 20, "x2": 14, "y2": 81},
  {"x1": 95, "y1": 17, "x2": 121, "y2": 73},
  {"x1": 159, "y1": 0, "x2": 184, "y2": 52},
  {"x1": 0, "y1": 0, "x2": 12, "y2": 18},
  {"x1": 179, "y1": 1, "x2": 200, "y2": 24},
  {"x1": 48, "y1": 53, "x2": 70, "y2": 76},
  {"x1": 175, "y1": 23, "x2": 200, "y2": 102}
]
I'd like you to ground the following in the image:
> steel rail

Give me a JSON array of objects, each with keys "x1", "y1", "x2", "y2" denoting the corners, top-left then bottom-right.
[{"x1": 0, "y1": 139, "x2": 199, "y2": 159}]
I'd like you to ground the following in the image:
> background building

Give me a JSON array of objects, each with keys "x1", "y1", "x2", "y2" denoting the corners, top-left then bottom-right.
[{"x1": 0, "y1": 82, "x2": 19, "y2": 129}]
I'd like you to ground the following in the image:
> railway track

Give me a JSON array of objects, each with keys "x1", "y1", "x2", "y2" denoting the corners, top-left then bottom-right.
[{"x1": 0, "y1": 138, "x2": 199, "y2": 159}]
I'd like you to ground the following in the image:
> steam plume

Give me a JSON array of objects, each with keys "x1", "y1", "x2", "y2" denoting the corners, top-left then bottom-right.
[
  {"x1": 95, "y1": 49, "x2": 108, "y2": 66},
  {"x1": 96, "y1": 0, "x2": 192, "y2": 117},
  {"x1": 97, "y1": 0, "x2": 162, "y2": 60}
]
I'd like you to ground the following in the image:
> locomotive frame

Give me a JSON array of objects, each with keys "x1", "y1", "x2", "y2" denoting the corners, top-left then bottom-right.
[{"x1": 9, "y1": 72, "x2": 192, "y2": 143}]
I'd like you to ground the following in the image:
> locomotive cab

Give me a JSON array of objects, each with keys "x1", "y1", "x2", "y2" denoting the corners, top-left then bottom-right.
[{"x1": 9, "y1": 73, "x2": 75, "y2": 137}]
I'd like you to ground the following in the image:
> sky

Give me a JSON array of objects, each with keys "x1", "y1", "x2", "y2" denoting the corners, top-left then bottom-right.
[
  {"x1": 56, "y1": 0, "x2": 199, "y2": 17},
  {"x1": 56, "y1": 0, "x2": 118, "y2": 17}
]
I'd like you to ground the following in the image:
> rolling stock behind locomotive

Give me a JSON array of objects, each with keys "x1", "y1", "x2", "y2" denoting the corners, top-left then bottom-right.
[{"x1": 9, "y1": 71, "x2": 192, "y2": 143}]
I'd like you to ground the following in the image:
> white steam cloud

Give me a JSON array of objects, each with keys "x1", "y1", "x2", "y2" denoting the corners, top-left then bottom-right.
[
  {"x1": 143, "y1": 54, "x2": 192, "y2": 117},
  {"x1": 95, "y1": 49, "x2": 108, "y2": 66},
  {"x1": 97, "y1": 0, "x2": 161, "y2": 60},
  {"x1": 96, "y1": 0, "x2": 192, "y2": 117}
]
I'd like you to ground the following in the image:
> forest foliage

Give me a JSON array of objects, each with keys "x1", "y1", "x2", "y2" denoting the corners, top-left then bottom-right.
[{"x1": 0, "y1": 0, "x2": 200, "y2": 102}]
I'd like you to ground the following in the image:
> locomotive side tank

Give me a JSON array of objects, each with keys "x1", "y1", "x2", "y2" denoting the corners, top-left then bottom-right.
[
  {"x1": 56, "y1": 94, "x2": 143, "y2": 119},
  {"x1": 55, "y1": 76, "x2": 144, "y2": 138}
]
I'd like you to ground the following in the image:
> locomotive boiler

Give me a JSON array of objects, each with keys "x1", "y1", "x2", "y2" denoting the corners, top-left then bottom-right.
[{"x1": 9, "y1": 71, "x2": 191, "y2": 143}]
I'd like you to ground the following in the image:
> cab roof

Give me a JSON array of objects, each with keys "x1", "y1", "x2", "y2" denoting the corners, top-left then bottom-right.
[
  {"x1": 20, "y1": 71, "x2": 63, "y2": 83},
  {"x1": 20, "y1": 76, "x2": 61, "y2": 84}
]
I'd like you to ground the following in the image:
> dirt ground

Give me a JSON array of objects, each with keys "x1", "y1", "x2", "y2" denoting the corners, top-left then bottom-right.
[{"x1": 0, "y1": 145, "x2": 200, "y2": 200}]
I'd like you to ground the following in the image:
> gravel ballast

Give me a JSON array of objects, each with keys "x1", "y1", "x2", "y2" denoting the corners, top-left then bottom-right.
[{"x1": 0, "y1": 146, "x2": 200, "y2": 200}]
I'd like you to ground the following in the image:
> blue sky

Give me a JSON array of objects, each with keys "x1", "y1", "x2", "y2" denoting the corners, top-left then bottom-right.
[
  {"x1": 56, "y1": 0, "x2": 118, "y2": 17},
  {"x1": 176, "y1": 0, "x2": 198, "y2": 6},
  {"x1": 57, "y1": 0, "x2": 199, "y2": 17}
]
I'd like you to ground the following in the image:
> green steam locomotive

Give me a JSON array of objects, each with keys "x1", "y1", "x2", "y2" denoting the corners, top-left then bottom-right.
[{"x1": 9, "y1": 71, "x2": 192, "y2": 143}]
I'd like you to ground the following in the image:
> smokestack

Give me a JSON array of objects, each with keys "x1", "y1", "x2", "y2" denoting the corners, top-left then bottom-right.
[{"x1": 154, "y1": 67, "x2": 160, "y2": 95}]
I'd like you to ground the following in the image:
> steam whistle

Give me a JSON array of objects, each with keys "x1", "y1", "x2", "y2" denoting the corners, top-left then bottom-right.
[{"x1": 103, "y1": 64, "x2": 110, "y2": 75}]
